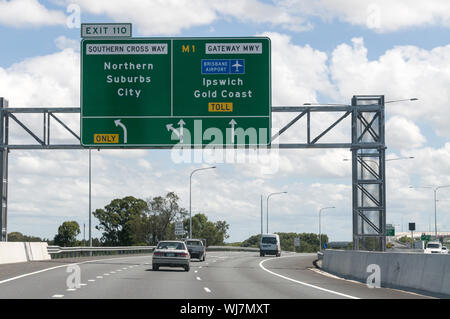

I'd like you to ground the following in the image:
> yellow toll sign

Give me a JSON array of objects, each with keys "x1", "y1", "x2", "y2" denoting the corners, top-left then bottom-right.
[{"x1": 208, "y1": 102, "x2": 233, "y2": 112}]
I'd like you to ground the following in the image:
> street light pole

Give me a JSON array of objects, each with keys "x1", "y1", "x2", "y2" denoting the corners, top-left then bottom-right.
[
  {"x1": 266, "y1": 192, "x2": 287, "y2": 233},
  {"x1": 409, "y1": 185, "x2": 450, "y2": 239},
  {"x1": 319, "y1": 206, "x2": 335, "y2": 251},
  {"x1": 189, "y1": 166, "x2": 216, "y2": 239},
  {"x1": 261, "y1": 195, "x2": 263, "y2": 236}
]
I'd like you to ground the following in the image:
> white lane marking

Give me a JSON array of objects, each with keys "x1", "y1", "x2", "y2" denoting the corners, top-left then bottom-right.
[
  {"x1": 199, "y1": 266, "x2": 202, "y2": 269},
  {"x1": 88, "y1": 280, "x2": 95, "y2": 282},
  {"x1": 196, "y1": 277, "x2": 202, "y2": 281},
  {"x1": 80, "y1": 283, "x2": 87, "y2": 286},
  {"x1": 122, "y1": 267, "x2": 127, "y2": 270},
  {"x1": 66, "y1": 288, "x2": 76, "y2": 291},
  {"x1": 52, "y1": 294, "x2": 64, "y2": 298},
  {"x1": 110, "y1": 271, "x2": 116, "y2": 274},
  {"x1": 103, "y1": 273, "x2": 110, "y2": 276},
  {"x1": 204, "y1": 287, "x2": 211, "y2": 293},
  {"x1": 96, "y1": 276, "x2": 103, "y2": 279},
  {"x1": 194, "y1": 270, "x2": 198, "y2": 273},
  {"x1": 0, "y1": 255, "x2": 152, "y2": 285},
  {"x1": 116, "y1": 269, "x2": 122, "y2": 272},
  {"x1": 259, "y1": 256, "x2": 359, "y2": 299}
]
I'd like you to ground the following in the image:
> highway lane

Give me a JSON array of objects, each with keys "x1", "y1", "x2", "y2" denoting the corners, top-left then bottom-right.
[{"x1": 0, "y1": 252, "x2": 434, "y2": 299}]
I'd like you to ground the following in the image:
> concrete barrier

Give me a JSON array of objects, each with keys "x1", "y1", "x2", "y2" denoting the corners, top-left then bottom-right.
[
  {"x1": 0, "y1": 242, "x2": 51, "y2": 264},
  {"x1": 323, "y1": 250, "x2": 450, "y2": 297}
]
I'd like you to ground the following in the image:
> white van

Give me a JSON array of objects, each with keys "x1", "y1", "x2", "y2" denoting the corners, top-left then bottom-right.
[{"x1": 260, "y1": 234, "x2": 281, "y2": 257}]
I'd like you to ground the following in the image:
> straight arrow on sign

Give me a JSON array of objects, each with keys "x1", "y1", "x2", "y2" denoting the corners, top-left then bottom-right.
[{"x1": 229, "y1": 119, "x2": 237, "y2": 143}]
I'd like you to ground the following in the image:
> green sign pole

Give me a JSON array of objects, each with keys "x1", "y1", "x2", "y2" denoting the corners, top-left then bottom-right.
[{"x1": 81, "y1": 37, "x2": 271, "y2": 147}]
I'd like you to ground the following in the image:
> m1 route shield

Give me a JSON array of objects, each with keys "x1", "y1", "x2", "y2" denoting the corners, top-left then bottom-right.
[{"x1": 81, "y1": 37, "x2": 271, "y2": 147}]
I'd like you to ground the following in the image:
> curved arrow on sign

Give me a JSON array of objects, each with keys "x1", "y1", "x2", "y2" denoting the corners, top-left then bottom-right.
[{"x1": 114, "y1": 119, "x2": 127, "y2": 143}]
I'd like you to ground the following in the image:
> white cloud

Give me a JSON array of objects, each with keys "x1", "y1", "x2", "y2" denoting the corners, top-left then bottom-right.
[
  {"x1": 65, "y1": 0, "x2": 308, "y2": 35},
  {"x1": 386, "y1": 116, "x2": 426, "y2": 150},
  {"x1": 330, "y1": 37, "x2": 450, "y2": 137},
  {"x1": 0, "y1": 0, "x2": 66, "y2": 28},
  {"x1": 0, "y1": 48, "x2": 79, "y2": 106},
  {"x1": 54, "y1": 36, "x2": 79, "y2": 51},
  {"x1": 277, "y1": 0, "x2": 450, "y2": 32}
]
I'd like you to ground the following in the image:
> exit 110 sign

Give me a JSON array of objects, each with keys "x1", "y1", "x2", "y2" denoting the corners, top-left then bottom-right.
[{"x1": 80, "y1": 37, "x2": 271, "y2": 147}]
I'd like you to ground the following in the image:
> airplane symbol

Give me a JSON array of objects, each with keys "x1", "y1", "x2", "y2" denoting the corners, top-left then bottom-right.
[{"x1": 232, "y1": 60, "x2": 243, "y2": 72}]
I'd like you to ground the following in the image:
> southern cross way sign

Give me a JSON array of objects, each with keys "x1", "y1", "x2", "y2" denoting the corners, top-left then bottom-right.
[{"x1": 81, "y1": 38, "x2": 271, "y2": 147}]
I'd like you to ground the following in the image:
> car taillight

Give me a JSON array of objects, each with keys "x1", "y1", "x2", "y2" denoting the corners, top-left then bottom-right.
[
  {"x1": 153, "y1": 252, "x2": 163, "y2": 256},
  {"x1": 177, "y1": 252, "x2": 188, "y2": 257}
]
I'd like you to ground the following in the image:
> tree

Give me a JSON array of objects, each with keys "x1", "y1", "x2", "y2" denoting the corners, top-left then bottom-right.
[
  {"x1": 93, "y1": 196, "x2": 148, "y2": 246},
  {"x1": 53, "y1": 221, "x2": 80, "y2": 247},
  {"x1": 238, "y1": 232, "x2": 328, "y2": 253},
  {"x1": 8, "y1": 232, "x2": 43, "y2": 242},
  {"x1": 144, "y1": 192, "x2": 188, "y2": 245},
  {"x1": 187, "y1": 213, "x2": 230, "y2": 246}
]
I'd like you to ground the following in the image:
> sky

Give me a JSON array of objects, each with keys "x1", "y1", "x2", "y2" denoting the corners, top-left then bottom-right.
[{"x1": 1, "y1": 0, "x2": 450, "y2": 243}]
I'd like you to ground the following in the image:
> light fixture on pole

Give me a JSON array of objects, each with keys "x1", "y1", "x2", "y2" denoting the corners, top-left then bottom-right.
[
  {"x1": 319, "y1": 206, "x2": 335, "y2": 251},
  {"x1": 189, "y1": 166, "x2": 216, "y2": 239},
  {"x1": 409, "y1": 185, "x2": 450, "y2": 239},
  {"x1": 266, "y1": 191, "x2": 287, "y2": 233}
]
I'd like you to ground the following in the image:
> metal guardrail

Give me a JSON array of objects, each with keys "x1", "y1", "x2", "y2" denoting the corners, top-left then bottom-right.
[
  {"x1": 47, "y1": 245, "x2": 156, "y2": 258},
  {"x1": 47, "y1": 245, "x2": 260, "y2": 259}
]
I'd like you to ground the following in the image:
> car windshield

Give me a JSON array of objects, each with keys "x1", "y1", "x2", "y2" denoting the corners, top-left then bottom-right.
[
  {"x1": 262, "y1": 237, "x2": 277, "y2": 244},
  {"x1": 186, "y1": 240, "x2": 202, "y2": 246},
  {"x1": 427, "y1": 243, "x2": 441, "y2": 249},
  {"x1": 157, "y1": 242, "x2": 185, "y2": 250}
]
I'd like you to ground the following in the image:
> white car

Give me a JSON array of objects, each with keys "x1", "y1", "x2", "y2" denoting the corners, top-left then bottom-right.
[
  {"x1": 152, "y1": 241, "x2": 190, "y2": 271},
  {"x1": 441, "y1": 246, "x2": 448, "y2": 254},
  {"x1": 424, "y1": 241, "x2": 443, "y2": 254}
]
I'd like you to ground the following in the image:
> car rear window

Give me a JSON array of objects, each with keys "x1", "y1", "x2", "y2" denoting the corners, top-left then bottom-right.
[
  {"x1": 157, "y1": 242, "x2": 185, "y2": 250},
  {"x1": 427, "y1": 244, "x2": 440, "y2": 249},
  {"x1": 262, "y1": 237, "x2": 277, "y2": 244},
  {"x1": 186, "y1": 241, "x2": 202, "y2": 246}
]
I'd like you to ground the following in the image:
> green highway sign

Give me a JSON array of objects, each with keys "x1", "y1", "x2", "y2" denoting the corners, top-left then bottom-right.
[
  {"x1": 386, "y1": 224, "x2": 395, "y2": 236},
  {"x1": 81, "y1": 37, "x2": 271, "y2": 147}
]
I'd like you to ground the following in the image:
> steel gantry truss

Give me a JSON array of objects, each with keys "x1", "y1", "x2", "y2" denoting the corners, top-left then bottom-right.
[{"x1": 0, "y1": 95, "x2": 386, "y2": 251}]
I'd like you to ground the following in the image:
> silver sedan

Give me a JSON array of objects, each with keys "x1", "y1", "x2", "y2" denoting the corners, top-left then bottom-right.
[{"x1": 152, "y1": 241, "x2": 190, "y2": 271}]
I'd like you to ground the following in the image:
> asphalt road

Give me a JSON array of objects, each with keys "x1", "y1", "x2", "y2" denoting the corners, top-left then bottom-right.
[{"x1": 0, "y1": 251, "x2": 434, "y2": 299}]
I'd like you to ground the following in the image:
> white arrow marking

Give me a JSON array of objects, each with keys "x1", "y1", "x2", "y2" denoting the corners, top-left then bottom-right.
[
  {"x1": 114, "y1": 119, "x2": 127, "y2": 143},
  {"x1": 178, "y1": 119, "x2": 185, "y2": 143},
  {"x1": 229, "y1": 119, "x2": 237, "y2": 143},
  {"x1": 166, "y1": 123, "x2": 180, "y2": 137}
]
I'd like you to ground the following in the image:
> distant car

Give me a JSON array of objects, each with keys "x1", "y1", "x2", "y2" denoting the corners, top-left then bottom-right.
[
  {"x1": 424, "y1": 241, "x2": 443, "y2": 254},
  {"x1": 152, "y1": 241, "x2": 190, "y2": 271},
  {"x1": 441, "y1": 246, "x2": 448, "y2": 254},
  {"x1": 184, "y1": 239, "x2": 206, "y2": 261},
  {"x1": 260, "y1": 233, "x2": 281, "y2": 257}
]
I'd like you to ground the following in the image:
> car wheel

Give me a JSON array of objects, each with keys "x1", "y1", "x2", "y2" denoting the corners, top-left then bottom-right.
[
  {"x1": 260, "y1": 252, "x2": 265, "y2": 257},
  {"x1": 202, "y1": 254, "x2": 206, "y2": 262},
  {"x1": 152, "y1": 265, "x2": 159, "y2": 271},
  {"x1": 184, "y1": 265, "x2": 190, "y2": 272}
]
